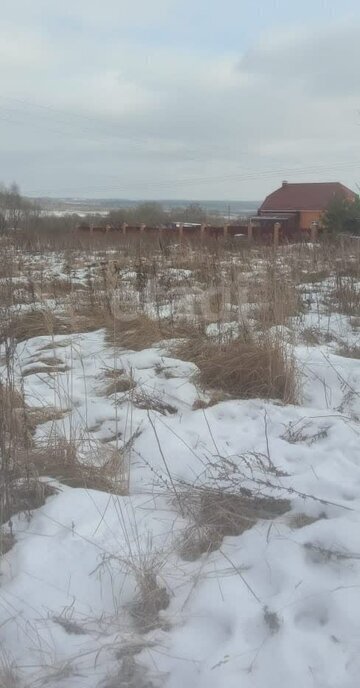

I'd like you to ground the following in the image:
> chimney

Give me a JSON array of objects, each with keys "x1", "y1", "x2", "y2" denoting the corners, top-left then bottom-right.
[{"x1": 282, "y1": 180, "x2": 288, "y2": 187}]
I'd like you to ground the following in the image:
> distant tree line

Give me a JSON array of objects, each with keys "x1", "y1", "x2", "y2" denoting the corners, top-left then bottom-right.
[
  {"x1": 106, "y1": 201, "x2": 211, "y2": 226},
  {"x1": 2, "y1": 182, "x2": 360, "y2": 236},
  {"x1": 0, "y1": 185, "x2": 224, "y2": 234}
]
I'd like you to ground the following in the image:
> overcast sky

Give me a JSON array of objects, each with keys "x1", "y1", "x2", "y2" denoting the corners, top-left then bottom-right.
[{"x1": 1, "y1": 0, "x2": 360, "y2": 200}]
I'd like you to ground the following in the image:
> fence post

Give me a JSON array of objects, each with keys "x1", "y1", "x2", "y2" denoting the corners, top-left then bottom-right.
[
  {"x1": 274, "y1": 222, "x2": 280, "y2": 248},
  {"x1": 247, "y1": 220, "x2": 253, "y2": 242},
  {"x1": 122, "y1": 222, "x2": 127, "y2": 235},
  {"x1": 310, "y1": 223, "x2": 318, "y2": 243},
  {"x1": 179, "y1": 223, "x2": 184, "y2": 241},
  {"x1": 223, "y1": 224, "x2": 229, "y2": 238}
]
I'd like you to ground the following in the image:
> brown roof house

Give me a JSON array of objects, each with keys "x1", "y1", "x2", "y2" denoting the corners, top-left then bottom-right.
[{"x1": 258, "y1": 181, "x2": 356, "y2": 231}]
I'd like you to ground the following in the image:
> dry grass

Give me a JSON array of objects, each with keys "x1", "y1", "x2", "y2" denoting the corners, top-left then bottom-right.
[
  {"x1": 1, "y1": 477, "x2": 55, "y2": 525},
  {"x1": 36, "y1": 356, "x2": 65, "y2": 366},
  {"x1": 297, "y1": 269, "x2": 330, "y2": 284},
  {"x1": 1, "y1": 309, "x2": 66, "y2": 343},
  {"x1": 192, "y1": 390, "x2": 231, "y2": 409},
  {"x1": 130, "y1": 569, "x2": 170, "y2": 632},
  {"x1": 132, "y1": 389, "x2": 177, "y2": 415},
  {"x1": 0, "y1": 380, "x2": 52, "y2": 525},
  {"x1": 0, "y1": 382, "x2": 34, "y2": 451},
  {"x1": 0, "y1": 529, "x2": 15, "y2": 555},
  {"x1": 242, "y1": 261, "x2": 305, "y2": 327},
  {"x1": 337, "y1": 343, "x2": 360, "y2": 359},
  {"x1": 105, "y1": 313, "x2": 202, "y2": 352},
  {"x1": 105, "y1": 314, "x2": 166, "y2": 350},
  {"x1": 102, "y1": 369, "x2": 136, "y2": 396},
  {"x1": 0, "y1": 380, "x2": 68, "y2": 441},
  {"x1": 28, "y1": 406, "x2": 69, "y2": 427},
  {"x1": 0, "y1": 376, "x2": 127, "y2": 529},
  {"x1": 329, "y1": 280, "x2": 360, "y2": 316},
  {"x1": 289, "y1": 512, "x2": 325, "y2": 529},
  {"x1": 0, "y1": 655, "x2": 21, "y2": 688},
  {"x1": 174, "y1": 333, "x2": 297, "y2": 403},
  {"x1": 32, "y1": 438, "x2": 127, "y2": 493},
  {"x1": 102, "y1": 655, "x2": 156, "y2": 688},
  {"x1": 178, "y1": 487, "x2": 290, "y2": 561},
  {"x1": 251, "y1": 287, "x2": 304, "y2": 327},
  {"x1": 21, "y1": 363, "x2": 70, "y2": 377},
  {"x1": 300, "y1": 326, "x2": 334, "y2": 346}
]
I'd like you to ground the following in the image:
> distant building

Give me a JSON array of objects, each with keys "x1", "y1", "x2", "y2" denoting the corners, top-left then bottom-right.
[{"x1": 258, "y1": 181, "x2": 356, "y2": 231}]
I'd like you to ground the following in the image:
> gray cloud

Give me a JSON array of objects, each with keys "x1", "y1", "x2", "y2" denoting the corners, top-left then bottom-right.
[
  {"x1": 240, "y1": 23, "x2": 360, "y2": 97},
  {"x1": 0, "y1": 4, "x2": 360, "y2": 198}
]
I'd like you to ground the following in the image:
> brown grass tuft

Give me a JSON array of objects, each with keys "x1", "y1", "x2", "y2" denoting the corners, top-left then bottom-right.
[
  {"x1": 26, "y1": 406, "x2": 69, "y2": 427},
  {"x1": 174, "y1": 334, "x2": 297, "y2": 403},
  {"x1": 289, "y1": 512, "x2": 326, "y2": 529},
  {"x1": 179, "y1": 487, "x2": 290, "y2": 561},
  {"x1": 22, "y1": 364, "x2": 70, "y2": 378},
  {"x1": 1, "y1": 309, "x2": 66, "y2": 343},
  {"x1": 102, "y1": 369, "x2": 135, "y2": 396},
  {"x1": 33, "y1": 438, "x2": 127, "y2": 493},
  {"x1": 130, "y1": 570, "x2": 170, "y2": 632},
  {"x1": 105, "y1": 314, "x2": 164, "y2": 351}
]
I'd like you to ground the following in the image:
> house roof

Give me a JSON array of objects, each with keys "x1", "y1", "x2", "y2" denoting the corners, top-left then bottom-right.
[{"x1": 259, "y1": 182, "x2": 356, "y2": 213}]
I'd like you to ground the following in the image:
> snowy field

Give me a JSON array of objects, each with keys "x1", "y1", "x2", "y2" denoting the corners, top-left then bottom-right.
[{"x1": 1, "y1": 236, "x2": 360, "y2": 687}]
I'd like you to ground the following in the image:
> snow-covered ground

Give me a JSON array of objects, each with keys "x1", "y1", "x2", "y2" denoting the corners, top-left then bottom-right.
[
  {"x1": 1, "y1": 245, "x2": 360, "y2": 687},
  {"x1": 0, "y1": 319, "x2": 360, "y2": 687}
]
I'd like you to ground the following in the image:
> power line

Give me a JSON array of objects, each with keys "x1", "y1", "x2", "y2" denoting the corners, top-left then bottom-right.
[
  {"x1": 1, "y1": 95, "x2": 358, "y2": 197},
  {"x1": 0, "y1": 95, "x2": 247, "y2": 160},
  {"x1": 26, "y1": 158, "x2": 360, "y2": 196}
]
